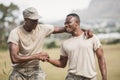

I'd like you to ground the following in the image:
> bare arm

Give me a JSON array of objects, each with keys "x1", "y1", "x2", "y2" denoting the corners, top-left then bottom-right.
[
  {"x1": 8, "y1": 42, "x2": 49, "y2": 64},
  {"x1": 53, "y1": 26, "x2": 66, "y2": 34},
  {"x1": 48, "y1": 55, "x2": 68, "y2": 68},
  {"x1": 53, "y1": 26, "x2": 93, "y2": 38},
  {"x1": 96, "y1": 46, "x2": 107, "y2": 80}
]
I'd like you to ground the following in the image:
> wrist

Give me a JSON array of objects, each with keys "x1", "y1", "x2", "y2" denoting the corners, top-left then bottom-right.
[
  {"x1": 47, "y1": 58, "x2": 51, "y2": 63},
  {"x1": 32, "y1": 54, "x2": 38, "y2": 60}
]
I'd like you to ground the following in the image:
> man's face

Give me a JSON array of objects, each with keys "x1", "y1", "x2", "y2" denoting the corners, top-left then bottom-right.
[
  {"x1": 25, "y1": 18, "x2": 38, "y2": 32},
  {"x1": 64, "y1": 16, "x2": 77, "y2": 33}
]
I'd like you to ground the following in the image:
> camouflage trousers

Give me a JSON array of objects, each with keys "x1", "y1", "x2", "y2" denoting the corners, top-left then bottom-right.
[
  {"x1": 9, "y1": 66, "x2": 46, "y2": 80},
  {"x1": 65, "y1": 73, "x2": 97, "y2": 80}
]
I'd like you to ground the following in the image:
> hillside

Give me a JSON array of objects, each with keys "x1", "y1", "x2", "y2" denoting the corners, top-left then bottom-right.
[
  {"x1": 51, "y1": 0, "x2": 120, "y2": 25},
  {"x1": 72, "y1": 0, "x2": 120, "y2": 21}
]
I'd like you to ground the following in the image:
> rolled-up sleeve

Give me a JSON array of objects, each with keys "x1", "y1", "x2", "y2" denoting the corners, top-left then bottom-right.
[
  {"x1": 43, "y1": 24, "x2": 54, "y2": 37},
  {"x1": 7, "y1": 29, "x2": 19, "y2": 45},
  {"x1": 93, "y1": 34, "x2": 101, "y2": 51},
  {"x1": 60, "y1": 43, "x2": 67, "y2": 56}
]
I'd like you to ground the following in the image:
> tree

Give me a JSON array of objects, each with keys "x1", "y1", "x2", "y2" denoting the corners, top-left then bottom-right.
[{"x1": 0, "y1": 3, "x2": 19, "y2": 47}]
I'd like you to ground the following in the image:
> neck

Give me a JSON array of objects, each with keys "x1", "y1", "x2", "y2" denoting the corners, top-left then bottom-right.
[
  {"x1": 23, "y1": 25, "x2": 32, "y2": 32},
  {"x1": 72, "y1": 27, "x2": 83, "y2": 37}
]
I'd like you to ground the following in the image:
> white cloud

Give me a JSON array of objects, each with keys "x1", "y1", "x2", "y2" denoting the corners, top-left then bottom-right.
[{"x1": 0, "y1": 0, "x2": 91, "y2": 23}]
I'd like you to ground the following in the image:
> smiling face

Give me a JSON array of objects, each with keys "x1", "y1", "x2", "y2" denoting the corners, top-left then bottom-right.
[
  {"x1": 24, "y1": 18, "x2": 38, "y2": 32},
  {"x1": 64, "y1": 16, "x2": 78, "y2": 33}
]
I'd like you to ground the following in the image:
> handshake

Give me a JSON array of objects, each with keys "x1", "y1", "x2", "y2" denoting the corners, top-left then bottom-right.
[{"x1": 33, "y1": 52, "x2": 50, "y2": 62}]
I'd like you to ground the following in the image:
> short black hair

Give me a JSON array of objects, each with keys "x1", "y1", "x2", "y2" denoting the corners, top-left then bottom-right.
[{"x1": 67, "y1": 13, "x2": 80, "y2": 23}]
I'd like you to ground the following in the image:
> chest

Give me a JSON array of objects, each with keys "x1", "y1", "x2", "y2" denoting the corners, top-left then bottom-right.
[
  {"x1": 18, "y1": 29, "x2": 46, "y2": 47},
  {"x1": 64, "y1": 38, "x2": 93, "y2": 53}
]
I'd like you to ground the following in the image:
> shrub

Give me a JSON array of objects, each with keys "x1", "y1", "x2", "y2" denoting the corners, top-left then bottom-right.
[{"x1": 44, "y1": 41, "x2": 59, "y2": 49}]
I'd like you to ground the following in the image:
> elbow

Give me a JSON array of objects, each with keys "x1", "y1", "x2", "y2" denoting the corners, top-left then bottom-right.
[
  {"x1": 11, "y1": 58, "x2": 19, "y2": 64},
  {"x1": 53, "y1": 63, "x2": 66, "y2": 68},
  {"x1": 12, "y1": 61, "x2": 17, "y2": 64},
  {"x1": 61, "y1": 66, "x2": 66, "y2": 68},
  {"x1": 59, "y1": 64, "x2": 66, "y2": 68},
  {"x1": 11, "y1": 56, "x2": 20, "y2": 64}
]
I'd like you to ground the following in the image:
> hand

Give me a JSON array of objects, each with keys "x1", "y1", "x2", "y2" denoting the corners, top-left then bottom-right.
[
  {"x1": 84, "y1": 29, "x2": 93, "y2": 39},
  {"x1": 36, "y1": 52, "x2": 50, "y2": 61}
]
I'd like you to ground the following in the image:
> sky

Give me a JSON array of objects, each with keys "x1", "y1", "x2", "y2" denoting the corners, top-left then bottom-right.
[{"x1": 0, "y1": 0, "x2": 91, "y2": 23}]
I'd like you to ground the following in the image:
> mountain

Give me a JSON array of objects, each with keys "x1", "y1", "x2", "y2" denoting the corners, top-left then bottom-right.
[
  {"x1": 73, "y1": 0, "x2": 120, "y2": 21},
  {"x1": 51, "y1": 0, "x2": 120, "y2": 25}
]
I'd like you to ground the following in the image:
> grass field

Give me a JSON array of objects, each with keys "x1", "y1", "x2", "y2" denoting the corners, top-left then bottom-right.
[{"x1": 0, "y1": 44, "x2": 120, "y2": 80}]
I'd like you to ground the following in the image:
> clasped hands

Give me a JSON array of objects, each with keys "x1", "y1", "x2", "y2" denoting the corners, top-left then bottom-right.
[{"x1": 34, "y1": 52, "x2": 49, "y2": 62}]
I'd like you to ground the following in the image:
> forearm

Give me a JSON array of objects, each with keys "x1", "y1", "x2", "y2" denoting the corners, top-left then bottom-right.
[
  {"x1": 8, "y1": 43, "x2": 48, "y2": 64},
  {"x1": 98, "y1": 57, "x2": 107, "y2": 80},
  {"x1": 8, "y1": 43, "x2": 37, "y2": 64},
  {"x1": 11, "y1": 54, "x2": 37, "y2": 64},
  {"x1": 48, "y1": 59, "x2": 65, "y2": 68},
  {"x1": 53, "y1": 27, "x2": 66, "y2": 34}
]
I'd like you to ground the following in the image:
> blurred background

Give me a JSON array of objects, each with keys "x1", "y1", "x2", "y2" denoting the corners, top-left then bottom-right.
[{"x1": 0, "y1": 0, "x2": 120, "y2": 80}]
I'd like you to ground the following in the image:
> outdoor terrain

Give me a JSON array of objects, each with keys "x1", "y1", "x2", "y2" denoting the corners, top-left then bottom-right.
[{"x1": 0, "y1": 44, "x2": 120, "y2": 80}]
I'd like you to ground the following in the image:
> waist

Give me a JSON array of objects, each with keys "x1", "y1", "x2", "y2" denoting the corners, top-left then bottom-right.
[
  {"x1": 68, "y1": 73, "x2": 96, "y2": 79},
  {"x1": 69, "y1": 73, "x2": 90, "y2": 79},
  {"x1": 13, "y1": 66, "x2": 42, "y2": 75},
  {"x1": 13, "y1": 66, "x2": 43, "y2": 77},
  {"x1": 12, "y1": 60, "x2": 39, "y2": 67}
]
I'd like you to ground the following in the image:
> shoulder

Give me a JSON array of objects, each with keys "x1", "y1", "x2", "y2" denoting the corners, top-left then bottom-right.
[
  {"x1": 38, "y1": 24, "x2": 54, "y2": 34},
  {"x1": 10, "y1": 26, "x2": 22, "y2": 33},
  {"x1": 38, "y1": 24, "x2": 54, "y2": 28},
  {"x1": 92, "y1": 34, "x2": 99, "y2": 40},
  {"x1": 87, "y1": 34, "x2": 99, "y2": 40},
  {"x1": 91, "y1": 34, "x2": 101, "y2": 44},
  {"x1": 37, "y1": 24, "x2": 54, "y2": 31}
]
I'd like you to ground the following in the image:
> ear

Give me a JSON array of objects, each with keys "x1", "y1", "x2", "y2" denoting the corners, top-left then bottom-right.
[{"x1": 75, "y1": 21, "x2": 79, "y2": 27}]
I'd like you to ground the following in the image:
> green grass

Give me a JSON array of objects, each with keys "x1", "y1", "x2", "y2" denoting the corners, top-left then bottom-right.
[{"x1": 0, "y1": 44, "x2": 120, "y2": 80}]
